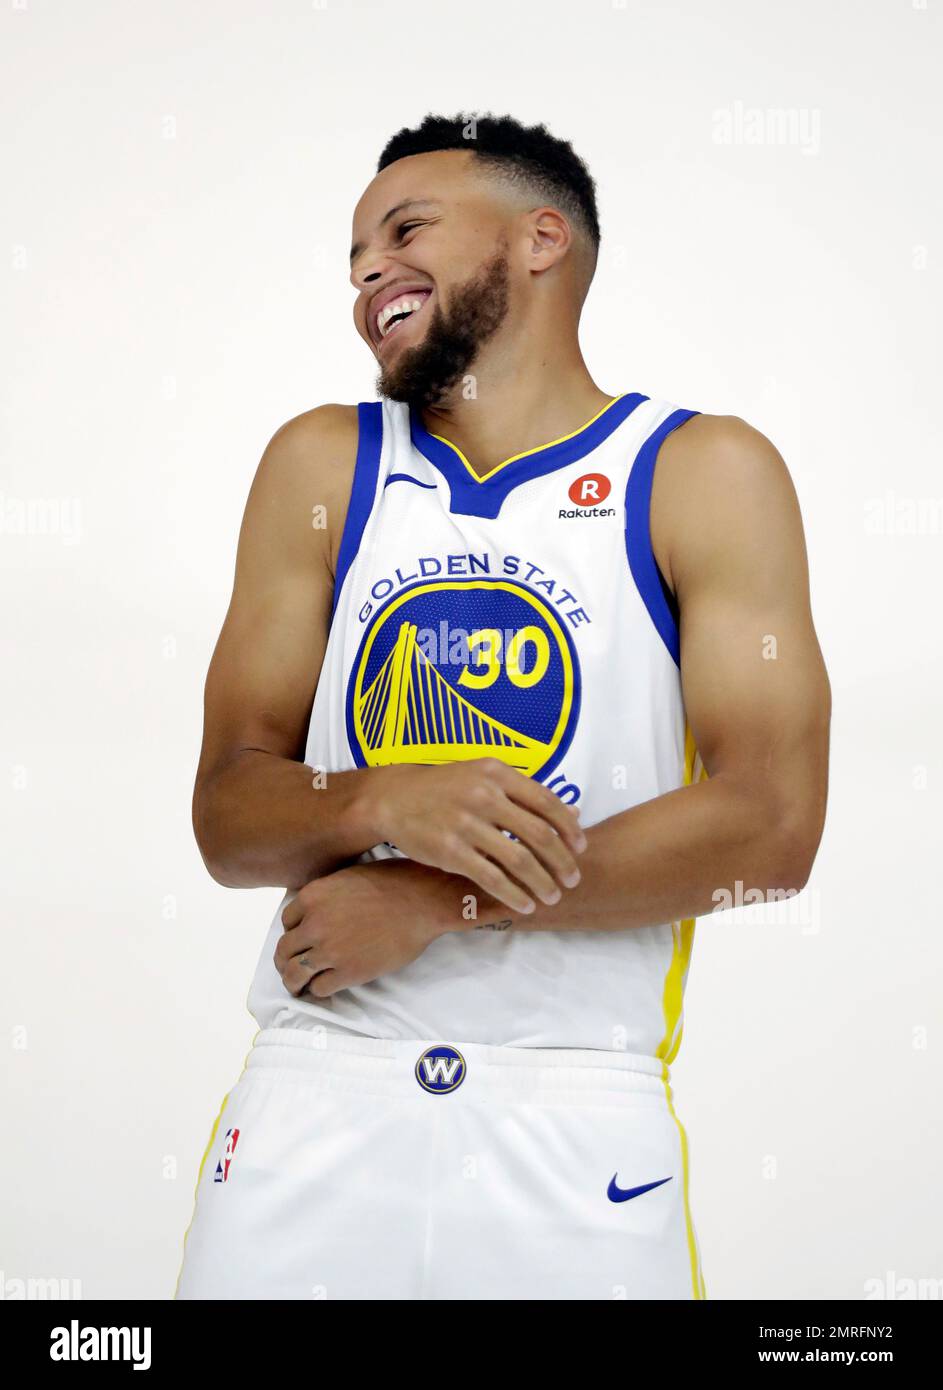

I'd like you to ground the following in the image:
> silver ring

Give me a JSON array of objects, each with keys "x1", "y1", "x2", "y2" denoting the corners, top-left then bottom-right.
[{"x1": 298, "y1": 954, "x2": 310, "y2": 969}]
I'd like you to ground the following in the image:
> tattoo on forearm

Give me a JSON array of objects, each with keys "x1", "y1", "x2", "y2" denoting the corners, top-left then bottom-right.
[{"x1": 476, "y1": 919, "x2": 512, "y2": 931}]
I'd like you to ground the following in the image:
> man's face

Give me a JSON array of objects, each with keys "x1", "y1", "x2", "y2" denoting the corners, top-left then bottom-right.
[{"x1": 350, "y1": 151, "x2": 513, "y2": 408}]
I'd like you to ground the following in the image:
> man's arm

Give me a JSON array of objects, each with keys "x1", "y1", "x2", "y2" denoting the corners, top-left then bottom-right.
[
  {"x1": 278, "y1": 415, "x2": 832, "y2": 997},
  {"x1": 193, "y1": 406, "x2": 585, "y2": 903},
  {"x1": 191, "y1": 404, "x2": 373, "y2": 890},
  {"x1": 459, "y1": 413, "x2": 831, "y2": 927}
]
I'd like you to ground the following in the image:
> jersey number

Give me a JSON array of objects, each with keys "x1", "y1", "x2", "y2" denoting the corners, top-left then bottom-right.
[{"x1": 457, "y1": 626, "x2": 550, "y2": 690}]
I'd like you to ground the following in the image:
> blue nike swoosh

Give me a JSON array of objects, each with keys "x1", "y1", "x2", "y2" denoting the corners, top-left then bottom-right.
[
  {"x1": 607, "y1": 1175, "x2": 673, "y2": 1203},
  {"x1": 384, "y1": 473, "x2": 437, "y2": 490}
]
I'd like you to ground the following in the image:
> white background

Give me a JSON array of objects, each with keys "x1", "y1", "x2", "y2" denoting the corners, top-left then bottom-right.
[{"x1": 2, "y1": 0, "x2": 940, "y2": 1300}]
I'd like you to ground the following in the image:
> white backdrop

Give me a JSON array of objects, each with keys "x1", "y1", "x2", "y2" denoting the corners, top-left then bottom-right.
[{"x1": 1, "y1": 0, "x2": 940, "y2": 1300}]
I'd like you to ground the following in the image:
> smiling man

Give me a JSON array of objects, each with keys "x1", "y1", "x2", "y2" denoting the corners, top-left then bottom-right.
[{"x1": 175, "y1": 113, "x2": 830, "y2": 1301}]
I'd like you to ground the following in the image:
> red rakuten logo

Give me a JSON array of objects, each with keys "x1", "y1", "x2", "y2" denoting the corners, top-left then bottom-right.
[{"x1": 568, "y1": 473, "x2": 611, "y2": 505}]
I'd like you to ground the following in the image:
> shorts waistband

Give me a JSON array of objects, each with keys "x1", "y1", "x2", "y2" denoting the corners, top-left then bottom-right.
[{"x1": 244, "y1": 1027, "x2": 668, "y2": 1102}]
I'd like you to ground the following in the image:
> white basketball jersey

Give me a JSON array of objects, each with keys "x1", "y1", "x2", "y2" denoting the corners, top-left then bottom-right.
[{"x1": 247, "y1": 391, "x2": 705, "y2": 1060}]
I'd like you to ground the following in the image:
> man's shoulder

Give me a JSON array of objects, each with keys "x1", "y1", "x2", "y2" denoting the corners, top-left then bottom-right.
[
  {"x1": 257, "y1": 403, "x2": 362, "y2": 500},
  {"x1": 242, "y1": 404, "x2": 365, "y2": 573},
  {"x1": 662, "y1": 410, "x2": 781, "y2": 466},
  {"x1": 655, "y1": 409, "x2": 792, "y2": 505},
  {"x1": 268, "y1": 401, "x2": 362, "y2": 456},
  {"x1": 650, "y1": 410, "x2": 799, "y2": 591}
]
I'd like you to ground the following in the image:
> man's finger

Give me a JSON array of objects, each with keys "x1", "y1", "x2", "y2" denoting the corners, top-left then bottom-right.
[
  {"x1": 500, "y1": 773, "x2": 587, "y2": 854},
  {"x1": 283, "y1": 948, "x2": 328, "y2": 996},
  {"x1": 281, "y1": 893, "x2": 306, "y2": 930},
  {"x1": 304, "y1": 968, "x2": 340, "y2": 999},
  {"x1": 453, "y1": 848, "x2": 537, "y2": 915},
  {"x1": 494, "y1": 802, "x2": 581, "y2": 889},
  {"x1": 471, "y1": 824, "x2": 562, "y2": 905}
]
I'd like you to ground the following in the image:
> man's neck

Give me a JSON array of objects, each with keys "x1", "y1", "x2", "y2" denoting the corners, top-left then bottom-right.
[{"x1": 416, "y1": 359, "x2": 614, "y2": 479}]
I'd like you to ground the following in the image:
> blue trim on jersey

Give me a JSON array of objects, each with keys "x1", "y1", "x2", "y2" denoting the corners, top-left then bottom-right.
[
  {"x1": 624, "y1": 407, "x2": 700, "y2": 667},
  {"x1": 331, "y1": 402, "x2": 384, "y2": 620},
  {"x1": 409, "y1": 392, "x2": 649, "y2": 519}
]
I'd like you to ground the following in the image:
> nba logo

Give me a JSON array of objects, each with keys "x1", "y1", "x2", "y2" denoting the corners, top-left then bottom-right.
[
  {"x1": 415, "y1": 1045, "x2": 466, "y2": 1095},
  {"x1": 213, "y1": 1127, "x2": 240, "y2": 1183}
]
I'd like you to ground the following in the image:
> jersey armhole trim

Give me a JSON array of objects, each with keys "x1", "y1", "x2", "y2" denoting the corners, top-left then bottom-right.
[
  {"x1": 330, "y1": 401, "x2": 384, "y2": 620},
  {"x1": 624, "y1": 407, "x2": 700, "y2": 668}
]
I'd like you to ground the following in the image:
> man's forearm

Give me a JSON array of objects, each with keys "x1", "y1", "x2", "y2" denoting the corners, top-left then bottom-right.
[
  {"x1": 424, "y1": 772, "x2": 819, "y2": 936},
  {"x1": 194, "y1": 751, "x2": 382, "y2": 890}
]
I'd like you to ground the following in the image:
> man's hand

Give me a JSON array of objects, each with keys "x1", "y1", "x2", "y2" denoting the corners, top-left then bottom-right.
[
  {"x1": 368, "y1": 758, "x2": 587, "y2": 914},
  {"x1": 277, "y1": 858, "x2": 460, "y2": 999}
]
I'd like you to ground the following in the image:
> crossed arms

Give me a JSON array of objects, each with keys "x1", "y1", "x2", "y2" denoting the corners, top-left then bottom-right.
[{"x1": 192, "y1": 406, "x2": 831, "y2": 999}]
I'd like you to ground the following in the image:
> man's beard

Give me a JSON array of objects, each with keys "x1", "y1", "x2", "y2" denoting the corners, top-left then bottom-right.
[{"x1": 374, "y1": 243, "x2": 511, "y2": 409}]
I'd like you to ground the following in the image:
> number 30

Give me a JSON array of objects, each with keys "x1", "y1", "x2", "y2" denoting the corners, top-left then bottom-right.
[{"x1": 458, "y1": 626, "x2": 550, "y2": 690}]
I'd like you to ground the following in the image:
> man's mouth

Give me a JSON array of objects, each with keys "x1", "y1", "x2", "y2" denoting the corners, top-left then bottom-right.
[{"x1": 375, "y1": 289, "x2": 433, "y2": 351}]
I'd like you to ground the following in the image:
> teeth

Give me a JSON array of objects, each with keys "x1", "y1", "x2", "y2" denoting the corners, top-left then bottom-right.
[{"x1": 377, "y1": 295, "x2": 426, "y2": 338}]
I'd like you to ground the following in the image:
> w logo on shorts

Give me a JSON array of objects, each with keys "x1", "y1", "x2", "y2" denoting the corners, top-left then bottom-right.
[
  {"x1": 213, "y1": 1127, "x2": 240, "y2": 1183},
  {"x1": 415, "y1": 1045, "x2": 466, "y2": 1094}
]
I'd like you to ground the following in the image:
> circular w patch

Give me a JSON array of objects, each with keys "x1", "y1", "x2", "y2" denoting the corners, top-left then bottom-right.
[{"x1": 415, "y1": 1045, "x2": 466, "y2": 1094}]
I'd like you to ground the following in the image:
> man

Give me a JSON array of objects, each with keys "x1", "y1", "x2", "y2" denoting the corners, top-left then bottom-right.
[{"x1": 175, "y1": 113, "x2": 830, "y2": 1300}]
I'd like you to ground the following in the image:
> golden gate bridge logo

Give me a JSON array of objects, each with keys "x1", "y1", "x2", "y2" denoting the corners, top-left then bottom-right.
[
  {"x1": 358, "y1": 619, "x2": 545, "y2": 772},
  {"x1": 347, "y1": 579, "x2": 578, "y2": 780}
]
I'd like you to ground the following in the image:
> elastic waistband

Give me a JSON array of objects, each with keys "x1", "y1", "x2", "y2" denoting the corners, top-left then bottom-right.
[{"x1": 244, "y1": 1027, "x2": 669, "y2": 1104}]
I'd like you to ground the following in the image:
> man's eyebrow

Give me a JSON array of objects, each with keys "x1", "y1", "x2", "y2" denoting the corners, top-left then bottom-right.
[{"x1": 350, "y1": 199, "x2": 439, "y2": 265}]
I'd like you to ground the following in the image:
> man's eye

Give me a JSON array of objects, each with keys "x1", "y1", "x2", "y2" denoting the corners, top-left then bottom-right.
[{"x1": 396, "y1": 221, "x2": 423, "y2": 239}]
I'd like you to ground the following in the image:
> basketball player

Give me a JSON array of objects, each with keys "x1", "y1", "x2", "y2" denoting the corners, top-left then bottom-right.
[{"x1": 175, "y1": 114, "x2": 830, "y2": 1300}]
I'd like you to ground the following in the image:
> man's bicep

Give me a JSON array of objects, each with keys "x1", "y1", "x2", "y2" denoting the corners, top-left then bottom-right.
[
  {"x1": 196, "y1": 409, "x2": 352, "y2": 784},
  {"x1": 669, "y1": 419, "x2": 830, "y2": 849},
  {"x1": 200, "y1": 572, "x2": 331, "y2": 776}
]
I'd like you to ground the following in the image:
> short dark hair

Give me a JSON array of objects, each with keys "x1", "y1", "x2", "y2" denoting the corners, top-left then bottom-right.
[{"x1": 377, "y1": 112, "x2": 601, "y2": 262}]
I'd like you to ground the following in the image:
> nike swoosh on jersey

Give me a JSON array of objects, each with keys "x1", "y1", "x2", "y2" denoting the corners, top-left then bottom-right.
[
  {"x1": 606, "y1": 1175, "x2": 673, "y2": 1203},
  {"x1": 384, "y1": 473, "x2": 437, "y2": 489}
]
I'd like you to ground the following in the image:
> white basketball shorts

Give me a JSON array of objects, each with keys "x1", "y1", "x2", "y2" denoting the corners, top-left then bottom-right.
[{"x1": 174, "y1": 1028, "x2": 707, "y2": 1300}]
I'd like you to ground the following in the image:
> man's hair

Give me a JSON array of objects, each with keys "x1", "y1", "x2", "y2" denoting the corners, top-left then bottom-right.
[{"x1": 377, "y1": 112, "x2": 601, "y2": 270}]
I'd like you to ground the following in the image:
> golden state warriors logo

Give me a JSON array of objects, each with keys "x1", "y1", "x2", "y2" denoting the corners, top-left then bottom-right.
[{"x1": 346, "y1": 578, "x2": 580, "y2": 781}]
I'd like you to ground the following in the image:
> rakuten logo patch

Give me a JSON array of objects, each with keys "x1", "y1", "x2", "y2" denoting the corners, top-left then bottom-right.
[{"x1": 560, "y1": 473, "x2": 615, "y2": 519}]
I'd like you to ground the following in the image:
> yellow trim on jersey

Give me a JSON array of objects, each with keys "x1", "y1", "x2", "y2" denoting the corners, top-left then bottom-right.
[
  {"x1": 657, "y1": 919, "x2": 695, "y2": 1065},
  {"x1": 173, "y1": 1029, "x2": 259, "y2": 1299},
  {"x1": 656, "y1": 721, "x2": 709, "y2": 1298},
  {"x1": 424, "y1": 393, "x2": 626, "y2": 484},
  {"x1": 656, "y1": 724, "x2": 706, "y2": 1063}
]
